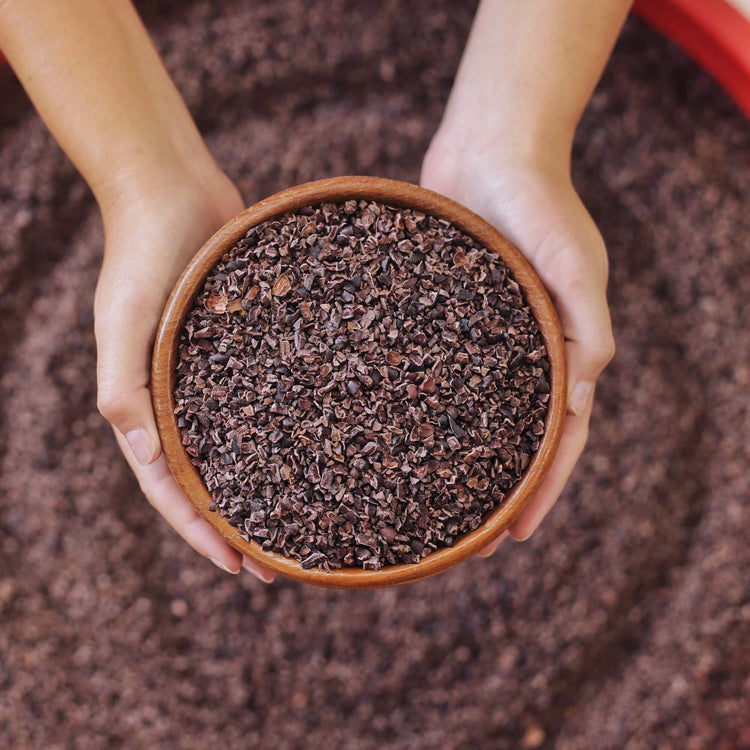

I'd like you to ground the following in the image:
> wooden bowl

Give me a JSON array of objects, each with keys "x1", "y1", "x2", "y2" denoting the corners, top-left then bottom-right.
[{"x1": 152, "y1": 176, "x2": 566, "y2": 589}]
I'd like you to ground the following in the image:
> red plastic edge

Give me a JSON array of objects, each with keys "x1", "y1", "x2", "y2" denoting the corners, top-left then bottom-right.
[{"x1": 633, "y1": 0, "x2": 750, "y2": 118}]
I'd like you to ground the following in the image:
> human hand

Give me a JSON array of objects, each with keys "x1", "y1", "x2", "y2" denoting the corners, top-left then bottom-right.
[
  {"x1": 421, "y1": 143, "x2": 615, "y2": 554},
  {"x1": 0, "y1": 0, "x2": 276, "y2": 580},
  {"x1": 415, "y1": 0, "x2": 626, "y2": 557},
  {"x1": 94, "y1": 168, "x2": 276, "y2": 582}
]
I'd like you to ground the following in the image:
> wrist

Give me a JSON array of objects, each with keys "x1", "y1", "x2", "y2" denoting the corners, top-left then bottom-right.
[
  {"x1": 96, "y1": 145, "x2": 226, "y2": 215},
  {"x1": 96, "y1": 162, "x2": 243, "y2": 315},
  {"x1": 424, "y1": 117, "x2": 571, "y2": 185},
  {"x1": 421, "y1": 122, "x2": 574, "y2": 217},
  {"x1": 99, "y1": 161, "x2": 243, "y2": 284}
]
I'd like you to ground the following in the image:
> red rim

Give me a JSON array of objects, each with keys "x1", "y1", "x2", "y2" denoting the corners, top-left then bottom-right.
[{"x1": 633, "y1": 0, "x2": 750, "y2": 118}]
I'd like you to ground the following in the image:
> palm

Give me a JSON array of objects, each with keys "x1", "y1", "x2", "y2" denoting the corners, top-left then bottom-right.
[
  {"x1": 95, "y1": 177, "x2": 275, "y2": 581},
  {"x1": 421, "y1": 157, "x2": 615, "y2": 549}
]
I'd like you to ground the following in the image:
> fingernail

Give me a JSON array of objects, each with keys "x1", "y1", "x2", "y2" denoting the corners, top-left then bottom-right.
[
  {"x1": 210, "y1": 557, "x2": 240, "y2": 575},
  {"x1": 243, "y1": 558, "x2": 276, "y2": 584},
  {"x1": 478, "y1": 530, "x2": 509, "y2": 557},
  {"x1": 511, "y1": 528, "x2": 534, "y2": 542},
  {"x1": 125, "y1": 428, "x2": 155, "y2": 465},
  {"x1": 495, "y1": 529, "x2": 510, "y2": 547},
  {"x1": 569, "y1": 380, "x2": 594, "y2": 416}
]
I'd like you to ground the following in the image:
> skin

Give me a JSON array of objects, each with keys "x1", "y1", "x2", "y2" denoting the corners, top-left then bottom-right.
[
  {"x1": 422, "y1": 0, "x2": 629, "y2": 552},
  {"x1": 0, "y1": 0, "x2": 627, "y2": 579}
]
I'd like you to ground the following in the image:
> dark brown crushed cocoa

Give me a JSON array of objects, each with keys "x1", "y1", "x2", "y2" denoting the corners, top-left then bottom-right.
[
  {"x1": 1, "y1": 3, "x2": 748, "y2": 746},
  {"x1": 174, "y1": 201, "x2": 549, "y2": 569}
]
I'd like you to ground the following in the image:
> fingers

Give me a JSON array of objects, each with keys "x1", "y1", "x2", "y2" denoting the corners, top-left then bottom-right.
[
  {"x1": 509, "y1": 388, "x2": 593, "y2": 541},
  {"x1": 95, "y1": 283, "x2": 161, "y2": 466},
  {"x1": 480, "y1": 398, "x2": 592, "y2": 549},
  {"x1": 478, "y1": 381, "x2": 593, "y2": 551},
  {"x1": 419, "y1": 172, "x2": 613, "y2": 551},
  {"x1": 115, "y1": 430, "x2": 240, "y2": 568},
  {"x1": 538, "y1": 237, "x2": 615, "y2": 407},
  {"x1": 479, "y1": 395, "x2": 593, "y2": 552},
  {"x1": 566, "y1": 330, "x2": 614, "y2": 416},
  {"x1": 114, "y1": 430, "x2": 276, "y2": 582},
  {"x1": 479, "y1": 245, "x2": 610, "y2": 550},
  {"x1": 504, "y1": 234, "x2": 612, "y2": 541},
  {"x1": 477, "y1": 529, "x2": 509, "y2": 558},
  {"x1": 242, "y1": 556, "x2": 277, "y2": 584},
  {"x1": 512, "y1": 252, "x2": 611, "y2": 537}
]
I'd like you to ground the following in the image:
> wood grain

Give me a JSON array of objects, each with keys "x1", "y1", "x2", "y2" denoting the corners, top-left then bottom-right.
[{"x1": 151, "y1": 176, "x2": 566, "y2": 589}]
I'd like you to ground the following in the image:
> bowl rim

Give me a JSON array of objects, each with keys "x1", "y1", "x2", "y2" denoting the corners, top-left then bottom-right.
[{"x1": 151, "y1": 175, "x2": 567, "y2": 589}]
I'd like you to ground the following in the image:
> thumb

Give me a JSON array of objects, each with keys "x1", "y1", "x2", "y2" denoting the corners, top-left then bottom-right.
[
  {"x1": 529, "y1": 220, "x2": 615, "y2": 415},
  {"x1": 94, "y1": 281, "x2": 162, "y2": 466},
  {"x1": 552, "y1": 266, "x2": 616, "y2": 416}
]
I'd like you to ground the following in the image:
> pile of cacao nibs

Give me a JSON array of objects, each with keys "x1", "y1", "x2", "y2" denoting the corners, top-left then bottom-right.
[{"x1": 174, "y1": 200, "x2": 550, "y2": 570}]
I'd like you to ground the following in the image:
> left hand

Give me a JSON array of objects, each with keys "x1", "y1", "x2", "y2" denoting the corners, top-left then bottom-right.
[{"x1": 421, "y1": 142, "x2": 615, "y2": 555}]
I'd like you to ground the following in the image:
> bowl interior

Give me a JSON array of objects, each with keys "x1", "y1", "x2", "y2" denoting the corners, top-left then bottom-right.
[{"x1": 151, "y1": 176, "x2": 566, "y2": 589}]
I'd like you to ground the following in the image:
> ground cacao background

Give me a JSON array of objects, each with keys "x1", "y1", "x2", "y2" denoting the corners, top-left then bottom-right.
[{"x1": 0, "y1": 1, "x2": 748, "y2": 748}]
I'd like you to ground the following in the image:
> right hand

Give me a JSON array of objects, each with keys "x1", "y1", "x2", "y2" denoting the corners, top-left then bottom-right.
[{"x1": 94, "y1": 167, "x2": 276, "y2": 583}]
